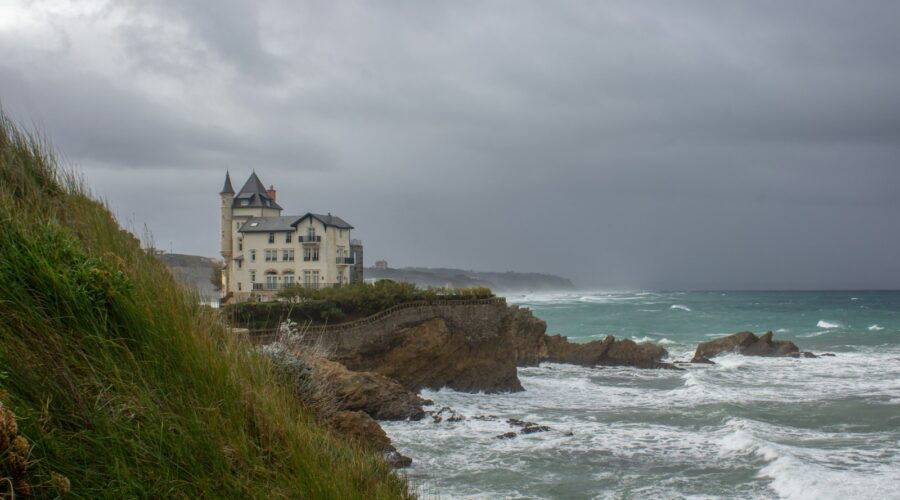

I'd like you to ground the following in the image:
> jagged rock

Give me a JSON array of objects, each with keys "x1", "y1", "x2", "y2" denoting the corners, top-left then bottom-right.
[
  {"x1": 496, "y1": 432, "x2": 517, "y2": 439},
  {"x1": 431, "y1": 406, "x2": 464, "y2": 423},
  {"x1": 526, "y1": 334, "x2": 678, "y2": 370},
  {"x1": 259, "y1": 324, "x2": 427, "y2": 420},
  {"x1": 507, "y1": 418, "x2": 533, "y2": 427},
  {"x1": 820, "y1": 353, "x2": 836, "y2": 357},
  {"x1": 521, "y1": 424, "x2": 551, "y2": 434},
  {"x1": 604, "y1": 338, "x2": 674, "y2": 369},
  {"x1": 383, "y1": 450, "x2": 413, "y2": 468},
  {"x1": 294, "y1": 302, "x2": 675, "y2": 394},
  {"x1": 332, "y1": 317, "x2": 524, "y2": 393},
  {"x1": 329, "y1": 410, "x2": 412, "y2": 468},
  {"x1": 506, "y1": 418, "x2": 550, "y2": 433},
  {"x1": 473, "y1": 415, "x2": 498, "y2": 421},
  {"x1": 293, "y1": 352, "x2": 428, "y2": 421},
  {"x1": 691, "y1": 356, "x2": 715, "y2": 364},
  {"x1": 692, "y1": 331, "x2": 801, "y2": 361}
]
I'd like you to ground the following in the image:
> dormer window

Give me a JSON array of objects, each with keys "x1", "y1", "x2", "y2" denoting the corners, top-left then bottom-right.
[{"x1": 241, "y1": 200, "x2": 249, "y2": 206}]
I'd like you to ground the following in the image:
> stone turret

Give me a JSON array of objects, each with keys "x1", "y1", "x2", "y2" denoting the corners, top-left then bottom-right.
[{"x1": 220, "y1": 171, "x2": 235, "y2": 292}]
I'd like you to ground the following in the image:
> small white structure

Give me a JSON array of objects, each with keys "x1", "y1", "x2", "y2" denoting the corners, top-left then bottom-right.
[{"x1": 219, "y1": 171, "x2": 361, "y2": 302}]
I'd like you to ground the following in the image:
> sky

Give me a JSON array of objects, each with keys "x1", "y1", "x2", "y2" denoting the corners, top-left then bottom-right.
[{"x1": 1, "y1": 0, "x2": 899, "y2": 290}]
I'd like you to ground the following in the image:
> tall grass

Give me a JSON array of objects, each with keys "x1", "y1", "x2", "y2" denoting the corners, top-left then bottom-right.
[{"x1": 0, "y1": 114, "x2": 412, "y2": 498}]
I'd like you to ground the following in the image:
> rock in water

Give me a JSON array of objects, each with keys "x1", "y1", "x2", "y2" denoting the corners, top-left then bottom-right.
[
  {"x1": 329, "y1": 410, "x2": 412, "y2": 468},
  {"x1": 691, "y1": 331, "x2": 802, "y2": 362}
]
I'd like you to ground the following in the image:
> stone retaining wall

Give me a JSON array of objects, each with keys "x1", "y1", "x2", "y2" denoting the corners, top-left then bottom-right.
[{"x1": 249, "y1": 297, "x2": 508, "y2": 348}]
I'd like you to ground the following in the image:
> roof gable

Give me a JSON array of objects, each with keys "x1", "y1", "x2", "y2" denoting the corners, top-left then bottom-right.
[
  {"x1": 232, "y1": 172, "x2": 282, "y2": 210},
  {"x1": 293, "y1": 212, "x2": 353, "y2": 230}
]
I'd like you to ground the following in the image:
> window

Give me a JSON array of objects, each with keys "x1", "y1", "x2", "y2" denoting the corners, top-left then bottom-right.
[
  {"x1": 250, "y1": 249, "x2": 256, "y2": 262},
  {"x1": 236, "y1": 259, "x2": 242, "y2": 269},
  {"x1": 241, "y1": 200, "x2": 249, "y2": 206},
  {"x1": 307, "y1": 227, "x2": 316, "y2": 239},
  {"x1": 265, "y1": 249, "x2": 277, "y2": 262},
  {"x1": 265, "y1": 272, "x2": 278, "y2": 290},
  {"x1": 303, "y1": 270, "x2": 319, "y2": 288},
  {"x1": 285, "y1": 232, "x2": 292, "y2": 243},
  {"x1": 303, "y1": 247, "x2": 319, "y2": 262},
  {"x1": 283, "y1": 249, "x2": 295, "y2": 261},
  {"x1": 283, "y1": 273, "x2": 294, "y2": 286},
  {"x1": 268, "y1": 232, "x2": 275, "y2": 244},
  {"x1": 238, "y1": 239, "x2": 243, "y2": 251},
  {"x1": 237, "y1": 282, "x2": 242, "y2": 291},
  {"x1": 250, "y1": 270, "x2": 256, "y2": 283}
]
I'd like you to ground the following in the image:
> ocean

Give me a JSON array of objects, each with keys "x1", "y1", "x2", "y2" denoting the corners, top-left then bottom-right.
[{"x1": 381, "y1": 291, "x2": 900, "y2": 499}]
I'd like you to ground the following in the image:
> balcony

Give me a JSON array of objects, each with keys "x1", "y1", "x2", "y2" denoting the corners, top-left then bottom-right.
[
  {"x1": 298, "y1": 235, "x2": 321, "y2": 244},
  {"x1": 252, "y1": 282, "x2": 342, "y2": 291},
  {"x1": 336, "y1": 256, "x2": 355, "y2": 265},
  {"x1": 252, "y1": 282, "x2": 289, "y2": 291}
]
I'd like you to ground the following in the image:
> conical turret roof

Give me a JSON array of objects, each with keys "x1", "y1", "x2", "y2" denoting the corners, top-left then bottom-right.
[
  {"x1": 220, "y1": 171, "x2": 235, "y2": 194},
  {"x1": 232, "y1": 172, "x2": 282, "y2": 210}
]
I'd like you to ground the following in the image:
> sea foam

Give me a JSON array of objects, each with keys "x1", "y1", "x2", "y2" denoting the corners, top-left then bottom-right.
[
  {"x1": 816, "y1": 320, "x2": 841, "y2": 329},
  {"x1": 670, "y1": 304, "x2": 691, "y2": 312},
  {"x1": 868, "y1": 324, "x2": 885, "y2": 331}
]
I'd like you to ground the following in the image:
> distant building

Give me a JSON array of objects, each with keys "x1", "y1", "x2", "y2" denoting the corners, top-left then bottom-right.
[
  {"x1": 375, "y1": 260, "x2": 388, "y2": 269},
  {"x1": 219, "y1": 171, "x2": 363, "y2": 302}
]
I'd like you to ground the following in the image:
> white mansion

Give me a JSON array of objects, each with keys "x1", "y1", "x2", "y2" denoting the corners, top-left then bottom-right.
[{"x1": 219, "y1": 171, "x2": 363, "y2": 302}]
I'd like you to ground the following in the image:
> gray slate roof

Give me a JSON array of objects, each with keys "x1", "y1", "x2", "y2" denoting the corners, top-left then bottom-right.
[
  {"x1": 299, "y1": 212, "x2": 354, "y2": 230},
  {"x1": 220, "y1": 171, "x2": 234, "y2": 194},
  {"x1": 232, "y1": 172, "x2": 282, "y2": 210},
  {"x1": 238, "y1": 215, "x2": 303, "y2": 233},
  {"x1": 238, "y1": 212, "x2": 354, "y2": 233}
]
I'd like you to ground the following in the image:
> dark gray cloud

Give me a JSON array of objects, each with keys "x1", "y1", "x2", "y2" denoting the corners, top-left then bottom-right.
[{"x1": 1, "y1": 0, "x2": 899, "y2": 289}]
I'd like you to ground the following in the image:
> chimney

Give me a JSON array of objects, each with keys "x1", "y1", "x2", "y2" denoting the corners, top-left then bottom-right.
[{"x1": 267, "y1": 184, "x2": 277, "y2": 201}]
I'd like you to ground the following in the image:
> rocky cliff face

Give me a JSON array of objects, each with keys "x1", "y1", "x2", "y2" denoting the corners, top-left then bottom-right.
[
  {"x1": 330, "y1": 315, "x2": 524, "y2": 393},
  {"x1": 305, "y1": 303, "x2": 674, "y2": 394}
]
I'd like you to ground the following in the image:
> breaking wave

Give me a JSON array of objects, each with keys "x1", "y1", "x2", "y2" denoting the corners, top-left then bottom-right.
[
  {"x1": 816, "y1": 320, "x2": 841, "y2": 329},
  {"x1": 670, "y1": 304, "x2": 691, "y2": 312}
]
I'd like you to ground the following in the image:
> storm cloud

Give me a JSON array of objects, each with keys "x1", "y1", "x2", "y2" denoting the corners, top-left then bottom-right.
[{"x1": 2, "y1": 0, "x2": 899, "y2": 289}]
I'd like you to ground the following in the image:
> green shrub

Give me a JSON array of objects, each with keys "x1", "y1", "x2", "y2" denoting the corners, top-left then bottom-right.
[{"x1": 223, "y1": 281, "x2": 495, "y2": 329}]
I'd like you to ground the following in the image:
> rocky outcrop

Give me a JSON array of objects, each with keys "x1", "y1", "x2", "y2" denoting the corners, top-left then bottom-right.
[
  {"x1": 300, "y1": 354, "x2": 428, "y2": 421},
  {"x1": 330, "y1": 316, "x2": 524, "y2": 393},
  {"x1": 691, "y1": 331, "x2": 811, "y2": 362},
  {"x1": 287, "y1": 302, "x2": 673, "y2": 394},
  {"x1": 507, "y1": 305, "x2": 675, "y2": 369},
  {"x1": 258, "y1": 338, "x2": 421, "y2": 468},
  {"x1": 329, "y1": 410, "x2": 412, "y2": 468}
]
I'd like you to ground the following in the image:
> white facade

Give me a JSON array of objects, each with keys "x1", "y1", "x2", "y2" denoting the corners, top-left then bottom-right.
[{"x1": 219, "y1": 172, "x2": 358, "y2": 303}]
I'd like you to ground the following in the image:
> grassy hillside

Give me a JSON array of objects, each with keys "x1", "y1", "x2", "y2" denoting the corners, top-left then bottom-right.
[{"x1": 0, "y1": 115, "x2": 411, "y2": 498}]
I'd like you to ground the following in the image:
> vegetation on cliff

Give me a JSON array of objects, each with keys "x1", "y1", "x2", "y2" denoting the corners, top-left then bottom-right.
[
  {"x1": 225, "y1": 281, "x2": 494, "y2": 329},
  {"x1": 0, "y1": 115, "x2": 411, "y2": 498}
]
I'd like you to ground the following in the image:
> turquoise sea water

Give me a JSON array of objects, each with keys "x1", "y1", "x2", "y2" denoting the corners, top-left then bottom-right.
[{"x1": 382, "y1": 291, "x2": 900, "y2": 499}]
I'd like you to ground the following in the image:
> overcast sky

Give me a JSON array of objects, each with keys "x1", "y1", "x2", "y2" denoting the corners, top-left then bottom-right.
[{"x1": 2, "y1": 1, "x2": 899, "y2": 289}]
